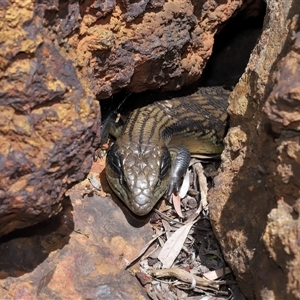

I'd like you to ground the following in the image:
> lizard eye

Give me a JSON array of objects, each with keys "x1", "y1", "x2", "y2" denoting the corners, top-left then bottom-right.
[
  {"x1": 159, "y1": 147, "x2": 171, "y2": 180},
  {"x1": 107, "y1": 144, "x2": 123, "y2": 178},
  {"x1": 107, "y1": 144, "x2": 127, "y2": 185}
]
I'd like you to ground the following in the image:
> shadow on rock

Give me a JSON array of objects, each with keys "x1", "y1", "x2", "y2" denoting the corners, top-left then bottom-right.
[{"x1": 0, "y1": 197, "x2": 74, "y2": 279}]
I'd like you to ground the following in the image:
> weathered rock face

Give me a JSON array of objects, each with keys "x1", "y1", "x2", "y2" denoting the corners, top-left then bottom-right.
[
  {"x1": 0, "y1": 1, "x2": 100, "y2": 236},
  {"x1": 208, "y1": 1, "x2": 300, "y2": 299},
  {"x1": 71, "y1": 0, "x2": 251, "y2": 98},
  {"x1": 262, "y1": 27, "x2": 300, "y2": 299},
  {"x1": 0, "y1": 161, "x2": 152, "y2": 299}
]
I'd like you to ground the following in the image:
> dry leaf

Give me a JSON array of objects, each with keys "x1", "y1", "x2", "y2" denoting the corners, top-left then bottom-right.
[
  {"x1": 191, "y1": 154, "x2": 221, "y2": 160},
  {"x1": 173, "y1": 169, "x2": 190, "y2": 218},
  {"x1": 136, "y1": 271, "x2": 152, "y2": 286},
  {"x1": 203, "y1": 267, "x2": 231, "y2": 280},
  {"x1": 161, "y1": 219, "x2": 172, "y2": 239},
  {"x1": 173, "y1": 193, "x2": 183, "y2": 218},
  {"x1": 158, "y1": 220, "x2": 196, "y2": 268},
  {"x1": 88, "y1": 174, "x2": 101, "y2": 190},
  {"x1": 158, "y1": 200, "x2": 172, "y2": 212},
  {"x1": 176, "y1": 288, "x2": 188, "y2": 299},
  {"x1": 178, "y1": 169, "x2": 190, "y2": 198},
  {"x1": 126, "y1": 232, "x2": 165, "y2": 269},
  {"x1": 194, "y1": 163, "x2": 208, "y2": 210}
]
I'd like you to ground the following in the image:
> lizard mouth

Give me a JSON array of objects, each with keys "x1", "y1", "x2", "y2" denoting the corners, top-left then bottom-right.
[{"x1": 126, "y1": 193, "x2": 157, "y2": 216}]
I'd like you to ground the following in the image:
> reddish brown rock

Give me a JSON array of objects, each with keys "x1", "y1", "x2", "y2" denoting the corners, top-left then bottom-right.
[
  {"x1": 0, "y1": 1, "x2": 100, "y2": 236},
  {"x1": 208, "y1": 0, "x2": 300, "y2": 299},
  {"x1": 0, "y1": 159, "x2": 152, "y2": 299},
  {"x1": 72, "y1": 0, "x2": 248, "y2": 98},
  {"x1": 262, "y1": 27, "x2": 300, "y2": 299}
]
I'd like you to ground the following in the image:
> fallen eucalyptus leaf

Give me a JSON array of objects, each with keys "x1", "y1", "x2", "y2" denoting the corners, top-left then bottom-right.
[
  {"x1": 173, "y1": 193, "x2": 184, "y2": 218},
  {"x1": 158, "y1": 220, "x2": 196, "y2": 268},
  {"x1": 126, "y1": 232, "x2": 165, "y2": 269},
  {"x1": 203, "y1": 267, "x2": 231, "y2": 280},
  {"x1": 178, "y1": 169, "x2": 190, "y2": 199}
]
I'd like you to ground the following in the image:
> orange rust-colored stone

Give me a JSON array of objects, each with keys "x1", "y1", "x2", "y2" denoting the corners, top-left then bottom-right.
[
  {"x1": 71, "y1": 0, "x2": 246, "y2": 98},
  {"x1": 0, "y1": 1, "x2": 100, "y2": 236},
  {"x1": 0, "y1": 159, "x2": 152, "y2": 299}
]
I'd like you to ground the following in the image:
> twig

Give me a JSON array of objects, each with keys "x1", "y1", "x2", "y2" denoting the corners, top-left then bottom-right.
[{"x1": 151, "y1": 268, "x2": 229, "y2": 290}]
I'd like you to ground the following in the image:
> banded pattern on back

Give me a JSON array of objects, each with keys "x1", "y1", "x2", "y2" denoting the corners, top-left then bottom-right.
[
  {"x1": 121, "y1": 87, "x2": 229, "y2": 150},
  {"x1": 105, "y1": 86, "x2": 230, "y2": 216}
]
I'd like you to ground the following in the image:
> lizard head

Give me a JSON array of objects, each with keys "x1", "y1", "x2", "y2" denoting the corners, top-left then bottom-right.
[{"x1": 105, "y1": 141, "x2": 171, "y2": 216}]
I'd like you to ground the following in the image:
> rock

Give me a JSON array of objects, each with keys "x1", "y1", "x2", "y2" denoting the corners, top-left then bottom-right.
[
  {"x1": 72, "y1": 0, "x2": 250, "y2": 98},
  {"x1": 208, "y1": 0, "x2": 300, "y2": 299},
  {"x1": 0, "y1": 1, "x2": 100, "y2": 236},
  {"x1": 0, "y1": 159, "x2": 152, "y2": 299}
]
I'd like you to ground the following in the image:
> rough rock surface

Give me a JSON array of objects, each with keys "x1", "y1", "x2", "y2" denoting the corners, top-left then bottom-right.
[
  {"x1": 208, "y1": 1, "x2": 300, "y2": 299},
  {"x1": 0, "y1": 1, "x2": 100, "y2": 236},
  {"x1": 70, "y1": 0, "x2": 253, "y2": 98},
  {"x1": 0, "y1": 159, "x2": 152, "y2": 299}
]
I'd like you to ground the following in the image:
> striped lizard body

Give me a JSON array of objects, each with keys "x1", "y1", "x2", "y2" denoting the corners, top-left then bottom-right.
[{"x1": 105, "y1": 87, "x2": 230, "y2": 215}]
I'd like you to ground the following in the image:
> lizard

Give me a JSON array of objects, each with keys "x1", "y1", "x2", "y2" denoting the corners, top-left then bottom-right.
[{"x1": 102, "y1": 87, "x2": 230, "y2": 216}]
